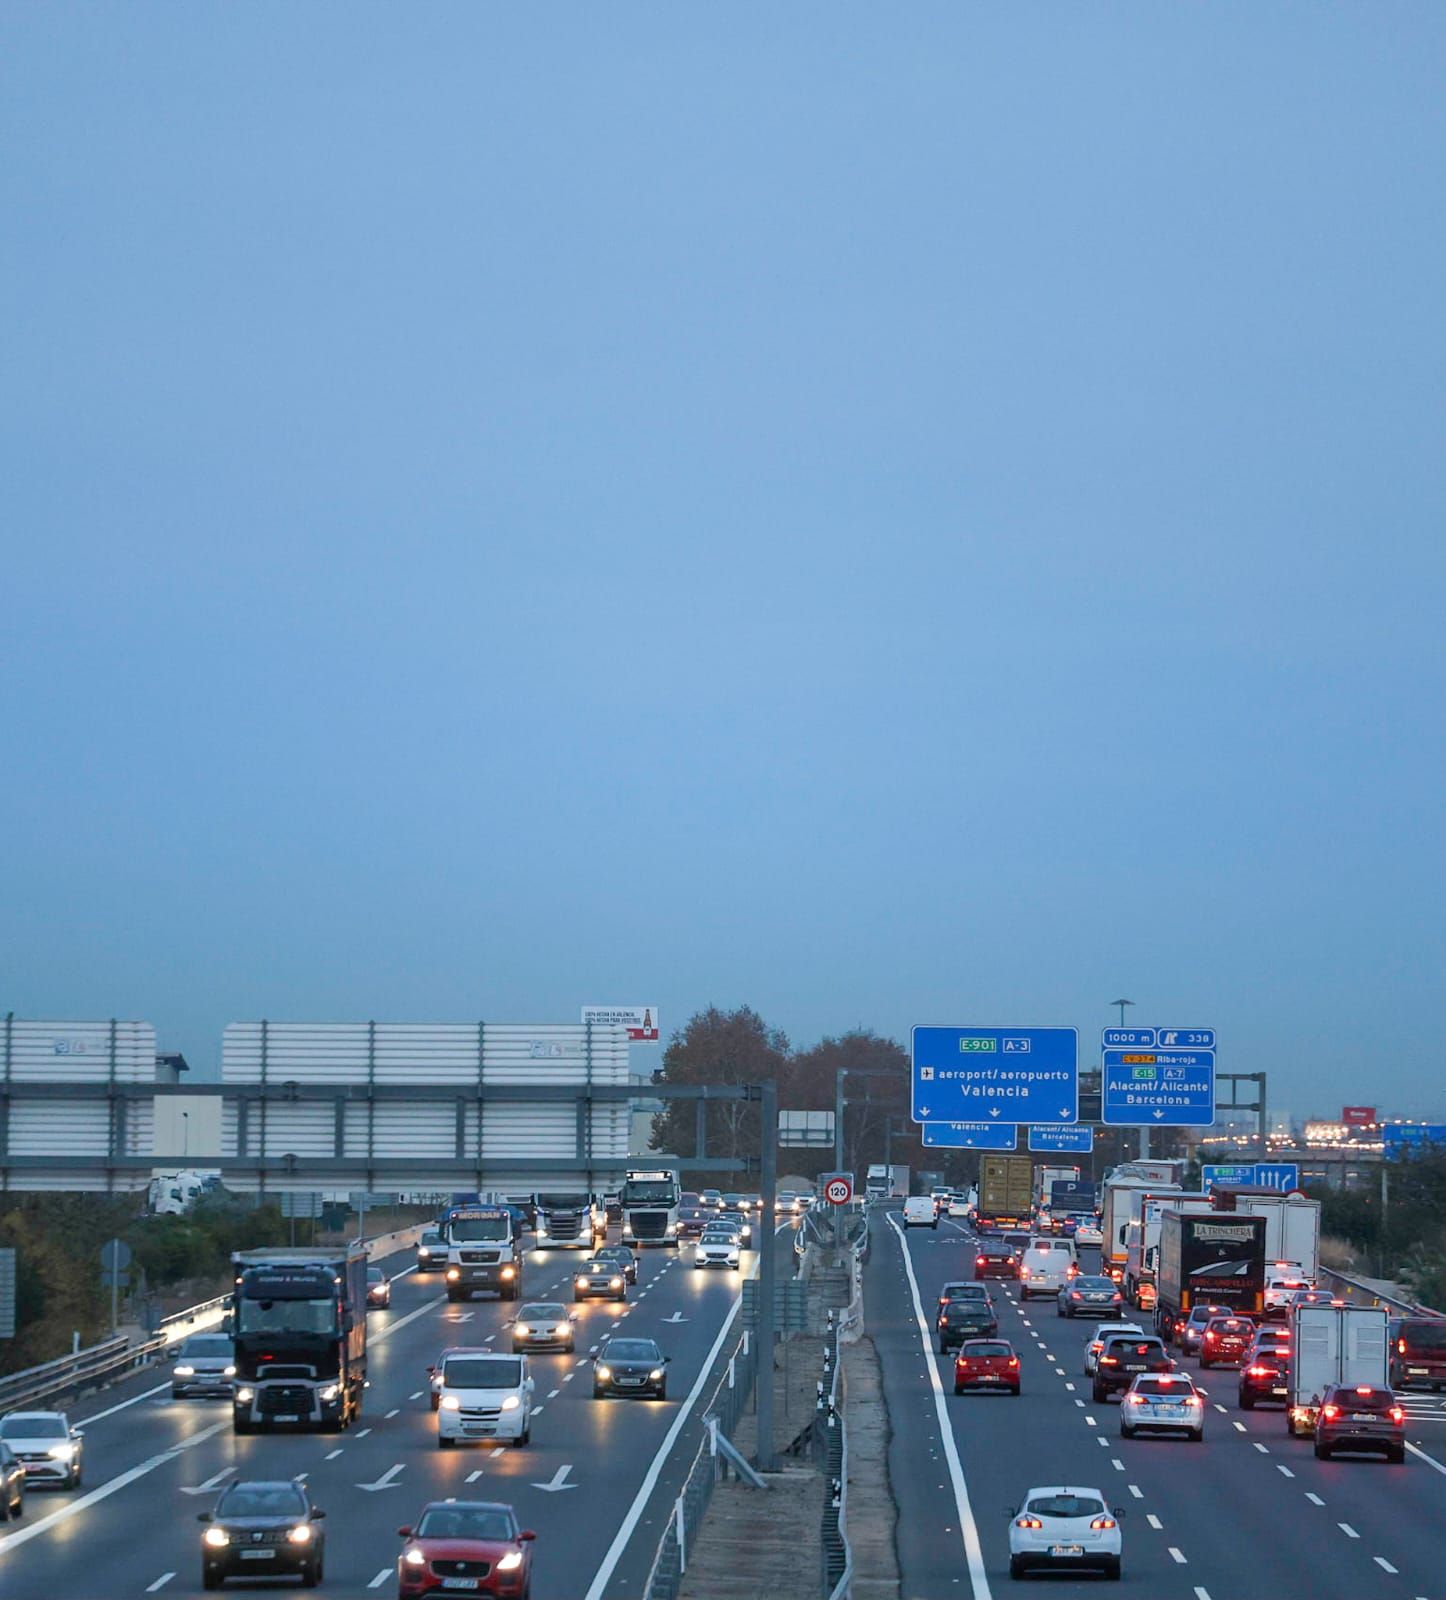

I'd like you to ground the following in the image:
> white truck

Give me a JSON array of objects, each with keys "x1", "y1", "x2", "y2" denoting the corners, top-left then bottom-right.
[
  {"x1": 1286, "y1": 1302, "x2": 1389, "y2": 1437},
  {"x1": 1210, "y1": 1191, "x2": 1321, "y2": 1311},
  {"x1": 1100, "y1": 1172, "x2": 1181, "y2": 1282},
  {"x1": 1124, "y1": 1191, "x2": 1212, "y2": 1305},
  {"x1": 865, "y1": 1164, "x2": 909, "y2": 1201},
  {"x1": 147, "y1": 1169, "x2": 222, "y2": 1215},
  {"x1": 619, "y1": 1165, "x2": 681, "y2": 1246},
  {"x1": 1034, "y1": 1165, "x2": 1080, "y2": 1210}
]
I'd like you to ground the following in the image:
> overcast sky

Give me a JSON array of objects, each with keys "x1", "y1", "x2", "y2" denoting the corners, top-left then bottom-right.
[{"x1": 3, "y1": 7, "x2": 1443, "y2": 1121}]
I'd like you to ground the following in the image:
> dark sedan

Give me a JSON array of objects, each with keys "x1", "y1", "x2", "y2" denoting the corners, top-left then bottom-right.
[
  {"x1": 573, "y1": 1262, "x2": 627, "y2": 1302},
  {"x1": 199, "y1": 1479, "x2": 326, "y2": 1589},
  {"x1": 594, "y1": 1337, "x2": 669, "y2": 1400},
  {"x1": 398, "y1": 1500, "x2": 535, "y2": 1599},
  {"x1": 1057, "y1": 1275, "x2": 1125, "y2": 1319},
  {"x1": 937, "y1": 1299, "x2": 999, "y2": 1352},
  {"x1": 974, "y1": 1245, "x2": 1018, "y2": 1281},
  {"x1": 591, "y1": 1245, "x2": 638, "y2": 1284}
]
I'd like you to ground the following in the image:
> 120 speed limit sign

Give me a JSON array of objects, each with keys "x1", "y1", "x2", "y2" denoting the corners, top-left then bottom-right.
[{"x1": 824, "y1": 1176, "x2": 853, "y2": 1206}]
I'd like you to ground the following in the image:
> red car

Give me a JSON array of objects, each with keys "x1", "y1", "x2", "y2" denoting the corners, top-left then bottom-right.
[
  {"x1": 398, "y1": 1501, "x2": 536, "y2": 1598},
  {"x1": 953, "y1": 1339, "x2": 1021, "y2": 1396},
  {"x1": 1199, "y1": 1315, "x2": 1254, "y2": 1369}
]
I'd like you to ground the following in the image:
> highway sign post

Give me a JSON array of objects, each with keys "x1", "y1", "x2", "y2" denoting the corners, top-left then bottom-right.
[
  {"x1": 1101, "y1": 1030, "x2": 1216, "y2": 1127},
  {"x1": 101, "y1": 1238, "x2": 132, "y2": 1332},
  {"x1": 1028, "y1": 1124, "x2": 1094, "y2": 1154},
  {"x1": 912, "y1": 1026, "x2": 1078, "y2": 1125},
  {"x1": 921, "y1": 1122, "x2": 1018, "y2": 1150}
]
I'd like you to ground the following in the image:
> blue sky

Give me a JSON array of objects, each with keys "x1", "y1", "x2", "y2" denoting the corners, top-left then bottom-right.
[{"x1": 3, "y1": 6, "x2": 1443, "y2": 1119}]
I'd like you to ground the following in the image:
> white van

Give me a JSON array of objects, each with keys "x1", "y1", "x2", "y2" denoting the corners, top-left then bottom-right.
[
  {"x1": 903, "y1": 1196, "x2": 938, "y2": 1230},
  {"x1": 1018, "y1": 1238, "x2": 1078, "y2": 1297},
  {"x1": 435, "y1": 1350, "x2": 534, "y2": 1448}
]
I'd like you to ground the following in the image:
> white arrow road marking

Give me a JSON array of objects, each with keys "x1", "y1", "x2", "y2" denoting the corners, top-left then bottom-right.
[
  {"x1": 663, "y1": 1312, "x2": 688, "y2": 1323},
  {"x1": 357, "y1": 1463, "x2": 406, "y2": 1492},
  {"x1": 180, "y1": 1466, "x2": 237, "y2": 1496},
  {"x1": 532, "y1": 1463, "x2": 576, "y2": 1492}
]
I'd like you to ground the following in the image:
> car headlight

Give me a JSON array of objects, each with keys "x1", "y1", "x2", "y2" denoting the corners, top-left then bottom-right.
[
  {"x1": 501, "y1": 1394, "x2": 520, "y2": 1410},
  {"x1": 440, "y1": 1395, "x2": 461, "y2": 1410},
  {"x1": 497, "y1": 1551, "x2": 523, "y2": 1572},
  {"x1": 204, "y1": 1527, "x2": 230, "y2": 1548},
  {"x1": 650, "y1": 1368, "x2": 664, "y2": 1380},
  {"x1": 223, "y1": 1365, "x2": 237, "y2": 1377},
  {"x1": 597, "y1": 1365, "x2": 612, "y2": 1381},
  {"x1": 446, "y1": 1267, "x2": 461, "y2": 1280},
  {"x1": 514, "y1": 1324, "x2": 531, "y2": 1337},
  {"x1": 288, "y1": 1524, "x2": 313, "y2": 1544},
  {"x1": 501, "y1": 1266, "x2": 515, "y2": 1279},
  {"x1": 48, "y1": 1443, "x2": 75, "y2": 1461},
  {"x1": 319, "y1": 1385, "x2": 339, "y2": 1402},
  {"x1": 403, "y1": 1547, "x2": 426, "y2": 1567},
  {"x1": 577, "y1": 1276, "x2": 589, "y2": 1288},
  {"x1": 235, "y1": 1387, "x2": 254, "y2": 1403},
  {"x1": 610, "y1": 1277, "x2": 623, "y2": 1289},
  {"x1": 666, "y1": 1222, "x2": 678, "y2": 1234},
  {"x1": 174, "y1": 1365, "x2": 196, "y2": 1377},
  {"x1": 728, "y1": 1251, "x2": 739, "y2": 1261}
]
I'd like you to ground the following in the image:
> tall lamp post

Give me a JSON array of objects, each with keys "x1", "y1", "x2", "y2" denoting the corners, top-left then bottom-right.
[{"x1": 1108, "y1": 999, "x2": 1149, "y2": 1159}]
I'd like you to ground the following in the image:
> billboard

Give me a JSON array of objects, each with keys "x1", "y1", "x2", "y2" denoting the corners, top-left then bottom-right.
[
  {"x1": 1341, "y1": 1106, "x2": 1376, "y2": 1127},
  {"x1": 582, "y1": 1006, "x2": 660, "y2": 1041}
]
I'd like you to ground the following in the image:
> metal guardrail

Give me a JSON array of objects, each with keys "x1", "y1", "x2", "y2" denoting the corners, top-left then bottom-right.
[
  {"x1": 821, "y1": 1308, "x2": 852, "y2": 1599},
  {"x1": 640, "y1": 1325, "x2": 760, "y2": 1600},
  {"x1": 1317, "y1": 1264, "x2": 1439, "y2": 1317}
]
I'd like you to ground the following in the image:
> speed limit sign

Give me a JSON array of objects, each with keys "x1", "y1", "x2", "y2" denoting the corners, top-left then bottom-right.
[{"x1": 823, "y1": 1174, "x2": 853, "y2": 1206}]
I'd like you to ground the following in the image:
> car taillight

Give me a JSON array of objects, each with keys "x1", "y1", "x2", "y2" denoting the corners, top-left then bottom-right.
[
  {"x1": 1070, "y1": 1292, "x2": 1082, "y2": 1300},
  {"x1": 1398, "y1": 1338, "x2": 1407, "y2": 1355},
  {"x1": 1205, "y1": 1331, "x2": 1217, "y2": 1342},
  {"x1": 1247, "y1": 1365, "x2": 1271, "y2": 1378},
  {"x1": 1129, "y1": 1393, "x2": 1148, "y2": 1404},
  {"x1": 1321, "y1": 1404, "x2": 1340, "y2": 1420},
  {"x1": 1389, "y1": 1406, "x2": 1405, "y2": 1425},
  {"x1": 1090, "y1": 1517, "x2": 1117, "y2": 1530},
  {"x1": 1008, "y1": 1356, "x2": 1019, "y2": 1367},
  {"x1": 1015, "y1": 1517, "x2": 1042, "y2": 1529},
  {"x1": 976, "y1": 1257, "x2": 987, "y2": 1266},
  {"x1": 1100, "y1": 1356, "x2": 1118, "y2": 1366}
]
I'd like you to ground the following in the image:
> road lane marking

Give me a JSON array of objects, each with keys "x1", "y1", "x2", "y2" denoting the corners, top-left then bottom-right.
[
  {"x1": 466, "y1": 1470, "x2": 483, "y2": 1483},
  {"x1": 0, "y1": 1418, "x2": 229, "y2": 1554},
  {"x1": 1147, "y1": 1514, "x2": 1163, "y2": 1530},
  {"x1": 1194, "y1": 1589, "x2": 1212, "y2": 1600},
  {"x1": 324, "y1": 1449, "x2": 343, "y2": 1460},
  {"x1": 1075, "y1": 1398, "x2": 1085, "y2": 1408},
  {"x1": 368, "y1": 1569, "x2": 391, "y2": 1588},
  {"x1": 355, "y1": 1428, "x2": 372, "y2": 1438},
  {"x1": 1127, "y1": 1484, "x2": 1143, "y2": 1498},
  {"x1": 1276, "y1": 1464, "x2": 1294, "y2": 1477},
  {"x1": 1375, "y1": 1558, "x2": 1399, "y2": 1574},
  {"x1": 1110, "y1": 1458, "x2": 1124, "y2": 1471},
  {"x1": 1233, "y1": 1421, "x2": 1247, "y2": 1432},
  {"x1": 1065, "y1": 1382, "x2": 1075, "y2": 1391},
  {"x1": 1084, "y1": 1415, "x2": 1097, "y2": 1426},
  {"x1": 145, "y1": 1576, "x2": 174, "y2": 1592},
  {"x1": 1253, "y1": 1442, "x2": 1269, "y2": 1454},
  {"x1": 1406, "y1": 1441, "x2": 1446, "y2": 1475},
  {"x1": 1097, "y1": 1436, "x2": 1109, "y2": 1447},
  {"x1": 1306, "y1": 1493, "x2": 1325, "y2": 1506},
  {"x1": 410, "y1": 1390, "x2": 423, "y2": 1400},
  {"x1": 1339, "y1": 1523, "x2": 1359, "y2": 1539},
  {"x1": 1168, "y1": 1547, "x2": 1187, "y2": 1564},
  {"x1": 1214, "y1": 1404, "x2": 1228, "y2": 1414}
]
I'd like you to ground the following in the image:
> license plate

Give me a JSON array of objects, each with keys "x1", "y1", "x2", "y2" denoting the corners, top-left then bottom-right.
[
  {"x1": 1049, "y1": 1544, "x2": 1084, "y2": 1557},
  {"x1": 441, "y1": 1583, "x2": 479, "y2": 1592},
  {"x1": 1408, "y1": 1367, "x2": 1428, "y2": 1375},
  {"x1": 1124, "y1": 1364, "x2": 1145, "y2": 1372},
  {"x1": 239, "y1": 1550, "x2": 276, "y2": 1561},
  {"x1": 1351, "y1": 1412, "x2": 1377, "y2": 1422},
  {"x1": 619, "y1": 1377, "x2": 643, "y2": 1386},
  {"x1": 1155, "y1": 1406, "x2": 1185, "y2": 1417},
  {"x1": 273, "y1": 1414, "x2": 300, "y2": 1422}
]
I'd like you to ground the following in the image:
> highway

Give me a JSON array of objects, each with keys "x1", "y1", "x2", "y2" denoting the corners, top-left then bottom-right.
[
  {"x1": 0, "y1": 1231, "x2": 767, "y2": 1599},
  {"x1": 868, "y1": 1211, "x2": 1446, "y2": 1600}
]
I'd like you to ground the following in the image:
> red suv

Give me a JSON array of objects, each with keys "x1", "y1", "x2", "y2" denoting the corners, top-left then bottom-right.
[
  {"x1": 1389, "y1": 1317, "x2": 1446, "y2": 1393},
  {"x1": 953, "y1": 1339, "x2": 1021, "y2": 1396},
  {"x1": 1198, "y1": 1316, "x2": 1254, "y2": 1370},
  {"x1": 1314, "y1": 1385, "x2": 1406, "y2": 1463},
  {"x1": 398, "y1": 1500, "x2": 536, "y2": 1597}
]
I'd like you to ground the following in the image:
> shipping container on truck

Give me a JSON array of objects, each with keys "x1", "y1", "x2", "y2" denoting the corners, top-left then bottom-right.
[
  {"x1": 1100, "y1": 1173, "x2": 1181, "y2": 1281},
  {"x1": 230, "y1": 1245, "x2": 368, "y2": 1433},
  {"x1": 977, "y1": 1156, "x2": 1033, "y2": 1234},
  {"x1": 1287, "y1": 1303, "x2": 1389, "y2": 1437},
  {"x1": 1034, "y1": 1165, "x2": 1080, "y2": 1209},
  {"x1": 1155, "y1": 1211, "x2": 1267, "y2": 1341},
  {"x1": 1124, "y1": 1192, "x2": 1212, "y2": 1305}
]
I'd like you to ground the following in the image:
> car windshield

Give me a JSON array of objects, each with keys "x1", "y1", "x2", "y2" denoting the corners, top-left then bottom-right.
[
  {"x1": 621, "y1": 1180, "x2": 677, "y2": 1205},
  {"x1": 367, "y1": 1268, "x2": 385, "y2": 1283},
  {"x1": 1209, "y1": 1320, "x2": 1248, "y2": 1332},
  {"x1": 443, "y1": 1357, "x2": 522, "y2": 1389},
  {"x1": 595, "y1": 1249, "x2": 628, "y2": 1261},
  {"x1": 416, "y1": 1507, "x2": 516, "y2": 1542},
  {"x1": 1402, "y1": 1321, "x2": 1446, "y2": 1350},
  {"x1": 519, "y1": 1304, "x2": 565, "y2": 1320},
  {"x1": 944, "y1": 1285, "x2": 987, "y2": 1298},
  {"x1": 218, "y1": 1486, "x2": 307, "y2": 1519},
  {"x1": 183, "y1": 1336, "x2": 232, "y2": 1358},
  {"x1": 585, "y1": 1262, "x2": 618, "y2": 1274},
  {"x1": 421, "y1": 1231, "x2": 444, "y2": 1245},
  {"x1": 946, "y1": 1304, "x2": 988, "y2": 1321},
  {"x1": 1027, "y1": 1494, "x2": 1105, "y2": 1519},
  {"x1": 1073, "y1": 1277, "x2": 1114, "y2": 1291},
  {"x1": 0, "y1": 1415, "x2": 65, "y2": 1440},
  {"x1": 604, "y1": 1341, "x2": 660, "y2": 1361},
  {"x1": 963, "y1": 1342, "x2": 1011, "y2": 1358}
]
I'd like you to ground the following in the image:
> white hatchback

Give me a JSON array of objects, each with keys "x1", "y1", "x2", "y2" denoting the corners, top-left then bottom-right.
[
  {"x1": 1008, "y1": 1485, "x2": 1123, "y2": 1581},
  {"x1": 902, "y1": 1196, "x2": 938, "y2": 1229}
]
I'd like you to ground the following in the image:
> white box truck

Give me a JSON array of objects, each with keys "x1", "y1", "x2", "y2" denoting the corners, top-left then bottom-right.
[
  {"x1": 1100, "y1": 1172, "x2": 1181, "y2": 1282},
  {"x1": 1286, "y1": 1302, "x2": 1389, "y2": 1437},
  {"x1": 1210, "y1": 1190, "x2": 1321, "y2": 1314},
  {"x1": 865, "y1": 1164, "x2": 909, "y2": 1200},
  {"x1": 1124, "y1": 1191, "x2": 1212, "y2": 1305}
]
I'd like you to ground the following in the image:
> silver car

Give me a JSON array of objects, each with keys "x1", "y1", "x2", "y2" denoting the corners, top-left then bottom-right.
[
  {"x1": 0, "y1": 1412, "x2": 82, "y2": 1489},
  {"x1": 511, "y1": 1302, "x2": 576, "y2": 1353},
  {"x1": 170, "y1": 1332, "x2": 236, "y2": 1398}
]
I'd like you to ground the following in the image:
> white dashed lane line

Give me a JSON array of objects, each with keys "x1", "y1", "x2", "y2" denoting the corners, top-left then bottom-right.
[
  {"x1": 145, "y1": 1577, "x2": 174, "y2": 1593},
  {"x1": 1146, "y1": 1514, "x2": 1163, "y2": 1530},
  {"x1": 1276, "y1": 1464, "x2": 1293, "y2": 1478},
  {"x1": 1306, "y1": 1493, "x2": 1325, "y2": 1506},
  {"x1": 1374, "y1": 1558, "x2": 1399, "y2": 1574},
  {"x1": 1168, "y1": 1547, "x2": 1188, "y2": 1565},
  {"x1": 1127, "y1": 1484, "x2": 1143, "y2": 1499},
  {"x1": 1339, "y1": 1523, "x2": 1359, "y2": 1539}
]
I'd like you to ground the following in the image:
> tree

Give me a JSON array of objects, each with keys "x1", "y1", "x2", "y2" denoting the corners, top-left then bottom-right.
[
  {"x1": 649, "y1": 1006, "x2": 790, "y2": 1180},
  {"x1": 789, "y1": 1030, "x2": 909, "y2": 1178}
]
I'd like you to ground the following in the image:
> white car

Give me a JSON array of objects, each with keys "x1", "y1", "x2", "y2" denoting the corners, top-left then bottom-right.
[
  {"x1": 1084, "y1": 1322, "x2": 1145, "y2": 1377},
  {"x1": 1018, "y1": 1239, "x2": 1077, "y2": 1298},
  {"x1": 1008, "y1": 1485, "x2": 1123, "y2": 1582},
  {"x1": 1074, "y1": 1219, "x2": 1103, "y2": 1248},
  {"x1": 902, "y1": 1196, "x2": 938, "y2": 1229},
  {"x1": 1263, "y1": 1264, "x2": 1312, "y2": 1313},
  {"x1": 695, "y1": 1229, "x2": 741, "y2": 1270},
  {"x1": 0, "y1": 1411, "x2": 83, "y2": 1488},
  {"x1": 435, "y1": 1351, "x2": 533, "y2": 1447},
  {"x1": 1119, "y1": 1372, "x2": 1205, "y2": 1441},
  {"x1": 947, "y1": 1192, "x2": 972, "y2": 1218}
]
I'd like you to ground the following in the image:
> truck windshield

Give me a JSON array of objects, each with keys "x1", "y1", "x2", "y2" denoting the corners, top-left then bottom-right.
[
  {"x1": 621, "y1": 1180, "x2": 676, "y2": 1204},
  {"x1": 535, "y1": 1193, "x2": 589, "y2": 1208},
  {"x1": 448, "y1": 1216, "x2": 510, "y2": 1242},
  {"x1": 237, "y1": 1297, "x2": 337, "y2": 1336}
]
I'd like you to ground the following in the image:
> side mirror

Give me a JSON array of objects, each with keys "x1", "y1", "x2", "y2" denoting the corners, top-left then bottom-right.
[
  {"x1": 426, "y1": 1366, "x2": 435, "y2": 1374},
  {"x1": 72, "y1": 1429, "x2": 83, "y2": 1439},
  {"x1": 197, "y1": 1512, "x2": 212, "y2": 1523},
  {"x1": 397, "y1": 1526, "x2": 413, "y2": 1538},
  {"x1": 311, "y1": 1509, "x2": 326, "y2": 1520},
  {"x1": 1112, "y1": 1508, "x2": 1127, "y2": 1520},
  {"x1": 520, "y1": 1530, "x2": 537, "y2": 1542}
]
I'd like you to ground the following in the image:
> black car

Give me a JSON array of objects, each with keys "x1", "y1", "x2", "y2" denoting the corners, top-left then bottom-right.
[
  {"x1": 0, "y1": 1441, "x2": 24, "y2": 1521},
  {"x1": 1057, "y1": 1275, "x2": 1125, "y2": 1319},
  {"x1": 199, "y1": 1479, "x2": 326, "y2": 1589},
  {"x1": 974, "y1": 1245, "x2": 1017, "y2": 1281},
  {"x1": 591, "y1": 1245, "x2": 638, "y2": 1284},
  {"x1": 1238, "y1": 1333, "x2": 1291, "y2": 1409},
  {"x1": 594, "y1": 1337, "x2": 669, "y2": 1399},
  {"x1": 1314, "y1": 1384, "x2": 1406, "y2": 1462},
  {"x1": 603, "y1": 1192, "x2": 623, "y2": 1225},
  {"x1": 573, "y1": 1261, "x2": 627, "y2": 1302},
  {"x1": 937, "y1": 1298, "x2": 999, "y2": 1352},
  {"x1": 1092, "y1": 1334, "x2": 1174, "y2": 1402}
]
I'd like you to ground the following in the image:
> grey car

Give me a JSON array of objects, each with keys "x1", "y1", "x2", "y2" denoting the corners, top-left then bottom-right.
[
  {"x1": 172, "y1": 1333, "x2": 237, "y2": 1399},
  {"x1": 0, "y1": 1440, "x2": 24, "y2": 1520}
]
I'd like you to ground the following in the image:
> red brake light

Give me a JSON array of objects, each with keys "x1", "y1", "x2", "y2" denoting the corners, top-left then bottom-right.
[
  {"x1": 1321, "y1": 1404, "x2": 1340, "y2": 1420},
  {"x1": 1129, "y1": 1393, "x2": 1147, "y2": 1404},
  {"x1": 1015, "y1": 1516, "x2": 1042, "y2": 1529},
  {"x1": 1389, "y1": 1406, "x2": 1405, "y2": 1425},
  {"x1": 1100, "y1": 1356, "x2": 1118, "y2": 1365},
  {"x1": 1205, "y1": 1331, "x2": 1217, "y2": 1342},
  {"x1": 1355, "y1": 1386, "x2": 1373, "y2": 1396},
  {"x1": 1090, "y1": 1516, "x2": 1117, "y2": 1530},
  {"x1": 1008, "y1": 1356, "x2": 1019, "y2": 1367},
  {"x1": 1247, "y1": 1365, "x2": 1270, "y2": 1378},
  {"x1": 976, "y1": 1257, "x2": 987, "y2": 1266},
  {"x1": 1398, "y1": 1338, "x2": 1407, "y2": 1355}
]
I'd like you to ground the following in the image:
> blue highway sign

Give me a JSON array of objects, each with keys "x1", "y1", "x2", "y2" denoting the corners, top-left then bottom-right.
[
  {"x1": 1028, "y1": 1124, "x2": 1094, "y2": 1154},
  {"x1": 1201, "y1": 1162, "x2": 1300, "y2": 1192},
  {"x1": 912, "y1": 1026, "x2": 1078, "y2": 1125},
  {"x1": 1102, "y1": 1046, "x2": 1215, "y2": 1127},
  {"x1": 1383, "y1": 1124, "x2": 1446, "y2": 1158},
  {"x1": 921, "y1": 1122, "x2": 1019, "y2": 1150}
]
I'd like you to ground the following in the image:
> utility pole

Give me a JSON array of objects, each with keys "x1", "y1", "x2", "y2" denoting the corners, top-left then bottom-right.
[
  {"x1": 756, "y1": 1078, "x2": 779, "y2": 1472},
  {"x1": 1110, "y1": 1000, "x2": 1143, "y2": 1158}
]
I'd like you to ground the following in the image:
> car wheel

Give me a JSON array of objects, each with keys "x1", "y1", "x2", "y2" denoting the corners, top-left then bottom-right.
[
  {"x1": 1200, "y1": 1358, "x2": 1212, "y2": 1370},
  {"x1": 438, "y1": 1436, "x2": 455, "y2": 1449},
  {"x1": 1120, "y1": 1424, "x2": 1133, "y2": 1439},
  {"x1": 430, "y1": 1395, "x2": 439, "y2": 1411},
  {"x1": 1092, "y1": 1383, "x2": 1107, "y2": 1403},
  {"x1": 1388, "y1": 1444, "x2": 1406, "y2": 1464},
  {"x1": 594, "y1": 1386, "x2": 605, "y2": 1399},
  {"x1": 301, "y1": 1559, "x2": 319, "y2": 1588},
  {"x1": 1313, "y1": 1439, "x2": 1331, "y2": 1459},
  {"x1": 517, "y1": 1426, "x2": 530, "y2": 1446},
  {"x1": 70, "y1": 1469, "x2": 82, "y2": 1489},
  {"x1": 202, "y1": 1568, "x2": 222, "y2": 1591},
  {"x1": 1104, "y1": 1557, "x2": 1121, "y2": 1581},
  {"x1": 1189, "y1": 1428, "x2": 1204, "y2": 1442},
  {"x1": 1239, "y1": 1390, "x2": 1255, "y2": 1410},
  {"x1": 954, "y1": 1383, "x2": 963, "y2": 1395},
  {"x1": 1008, "y1": 1556, "x2": 1025, "y2": 1580}
]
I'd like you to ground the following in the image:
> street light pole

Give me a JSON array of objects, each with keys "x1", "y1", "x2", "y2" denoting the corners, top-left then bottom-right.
[{"x1": 1110, "y1": 1000, "x2": 1146, "y2": 1159}]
